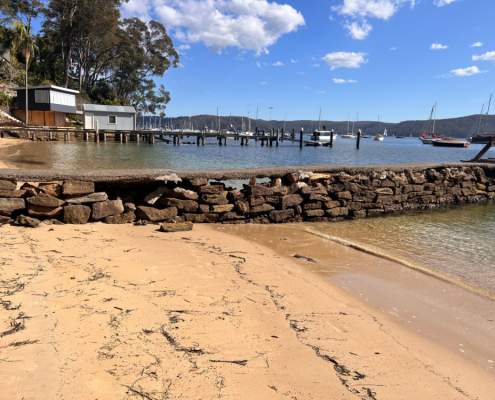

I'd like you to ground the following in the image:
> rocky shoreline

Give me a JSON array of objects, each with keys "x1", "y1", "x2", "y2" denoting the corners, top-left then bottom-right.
[{"x1": 0, "y1": 164, "x2": 494, "y2": 227}]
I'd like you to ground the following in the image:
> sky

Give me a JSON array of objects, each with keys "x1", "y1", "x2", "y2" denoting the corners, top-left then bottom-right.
[{"x1": 119, "y1": 0, "x2": 493, "y2": 122}]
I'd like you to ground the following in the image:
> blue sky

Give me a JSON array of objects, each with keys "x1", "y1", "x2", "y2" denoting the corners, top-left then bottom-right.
[{"x1": 125, "y1": 1, "x2": 491, "y2": 121}]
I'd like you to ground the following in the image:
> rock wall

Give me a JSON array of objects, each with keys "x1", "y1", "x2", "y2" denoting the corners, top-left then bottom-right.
[{"x1": 0, "y1": 165, "x2": 494, "y2": 227}]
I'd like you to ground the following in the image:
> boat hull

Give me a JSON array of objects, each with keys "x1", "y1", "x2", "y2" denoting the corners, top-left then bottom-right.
[{"x1": 431, "y1": 139, "x2": 469, "y2": 148}]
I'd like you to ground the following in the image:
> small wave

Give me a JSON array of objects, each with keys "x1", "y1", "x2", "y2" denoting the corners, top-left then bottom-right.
[{"x1": 305, "y1": 227, "x2": 495, "y2": 302}]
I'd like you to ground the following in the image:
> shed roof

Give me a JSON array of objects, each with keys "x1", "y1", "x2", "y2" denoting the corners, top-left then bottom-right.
[
  {"x1": 83, "y1": 104, "x2": 136, "y2": 113},
  {"x1": 16, "y1": 85, "x2": 80, "y2": 94}
]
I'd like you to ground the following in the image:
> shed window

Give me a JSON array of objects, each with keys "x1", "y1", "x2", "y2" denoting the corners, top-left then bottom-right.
[{"x1": 108, "y1": 115, "x2": 117, "y2": 124}]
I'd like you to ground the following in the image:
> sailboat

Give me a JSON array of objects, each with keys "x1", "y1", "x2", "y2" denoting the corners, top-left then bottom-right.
[
  {"x1": 419, "y1": 103, "x2": 440, "y2": 144},
  {"x1": 341, "y1": 115, "x2": 356, "y2": 139},
  {"x1": 427, "y1": 103, "x2": 470, "y2": 148},
  {"x1": 470, "y1": 94, "x2": 493, "y2": 144}
]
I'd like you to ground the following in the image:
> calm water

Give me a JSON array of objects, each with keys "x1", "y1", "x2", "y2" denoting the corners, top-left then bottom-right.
[
  {"x1": 312, "y1": 203, "x2": 495, "y2": 296},
  {"x1": 3, "y1": 136, "x2": 493, "y2": 170}
]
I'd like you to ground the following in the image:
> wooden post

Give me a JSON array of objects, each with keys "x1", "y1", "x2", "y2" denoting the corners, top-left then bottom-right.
[
  {"x1": 299, "y1": 128, "x2": 304, "y2": 149},
  {"x1": 275, "y1": 129, "x2": 279, "y2": 147},
  {"x1": 356, "y1": 129, "x2": 361, "y2": 149},
  {"x1": 196, "y1": 134, "x2": 201, "y2": 146},
  {"x1": 330, "y1": 129, "x2": 334, "y2": 148},
  {"x1": 291, "y1": 128, "x2": 295, "y2": 142},
  {"x1": 150, "y1": 134, "x2": 155, "y2": 144},
  {"x1": 95, "y1": 120, "x2": 99, "y2": 143},
  {"x1": 124, "y1": 133, "x2": 129, "y2": 143},
  {"x1": 83, "y1": 131, "x2": 88, "y2": 141},
  {"x1": 136, "y1": 133, "x2": 140, "y2": 144}
]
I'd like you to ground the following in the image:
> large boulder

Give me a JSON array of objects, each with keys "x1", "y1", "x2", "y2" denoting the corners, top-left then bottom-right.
[
  {"x1": 64, "y1": 205, "x2": 91, "y2": 224},
  {"x1": 63, "y1": 180, "x2": 95, "y2": 197},
  {"x1": 0, "y1": 198, "x2": 26, "y2": 216},
  {"x1": 135, "y1": 206, "x2": 178, "y2": 222},
  {"x1": 92, "y1": 200, "x2": 124, "y2": 220},
  {"x1": 66, "y1": 192, "x2": 108, "y2": 205}
]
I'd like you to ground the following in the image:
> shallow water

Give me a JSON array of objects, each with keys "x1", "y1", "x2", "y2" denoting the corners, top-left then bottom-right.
[
  {"x1": 2, "y1": 137, "x2": 493, "y2": 170},
  {"x1": 311, "y1": 203, "x2": 495, "y2": 295}
]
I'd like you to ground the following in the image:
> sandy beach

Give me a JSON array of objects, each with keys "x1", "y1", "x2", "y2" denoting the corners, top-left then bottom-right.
[
  {"x1": 0, "y1": 138, "x2": 27, "y2": 169},
  {"x1": 1, "y1": 223, "x2": 494, "y2": 399}
]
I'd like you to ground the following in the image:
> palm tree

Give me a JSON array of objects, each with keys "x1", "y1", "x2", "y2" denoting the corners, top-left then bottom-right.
[{"x1": 11, "y1": 20, "x2": 36, "y2": 125}]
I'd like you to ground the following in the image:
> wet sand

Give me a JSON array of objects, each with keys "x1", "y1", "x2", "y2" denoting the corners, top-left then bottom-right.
[
  {"x1": 218, "y1": 223, "x2": 495, "y2": 372},
  {"x1": 0, "y1": 138, "x2": 30, "y2": 169},
  {"x1": 1, "y1": 223, "x2": 494, "y2": 399}
]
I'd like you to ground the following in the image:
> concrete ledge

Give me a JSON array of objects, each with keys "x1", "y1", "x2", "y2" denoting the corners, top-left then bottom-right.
[{"x1": 0, "y1": 162, "x2": 493, "y2": 183}]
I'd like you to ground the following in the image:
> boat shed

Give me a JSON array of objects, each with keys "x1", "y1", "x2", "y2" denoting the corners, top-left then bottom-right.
[
  {"x1": 14, "y1": 85, "x2": 79, "y2": 127},
  {"x1": 83, "y1": 104, "x2": 137, "y2": 131}
]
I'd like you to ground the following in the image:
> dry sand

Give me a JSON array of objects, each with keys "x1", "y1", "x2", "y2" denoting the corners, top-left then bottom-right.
[
  {"x1": 1, "y1": 223, "x2": 494, "y2": 400},
  {"x1": 0, "y1": 138, "x2": 27, "y2": 168}
]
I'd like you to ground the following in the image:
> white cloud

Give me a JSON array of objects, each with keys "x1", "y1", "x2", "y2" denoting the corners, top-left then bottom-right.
[
  {"x1": 434, "y1": 0, "x2": 457, "y2": 6},
  {"x1": 121, "y1": 0, "x2": 152, "y2": 20},
  {"x1": 345, "y1": 21, "x2": 372, "y2": 40},
  {"x1": 259, "y1": 80, "x2": 268, "y2": 86},
  {"x1": 333, "y1": 78, "x2": 358, "y2": 84},
  {"x1": 125, "y1": 0, "x2": 305, "y2": 54},
  {"x1": 333, "y1": 0, "x2": 415, "y2": 40},
  {"x1": 290, "y1": 58, "x2": 298, "y2": 64},
  {"x1": 323, "y1": 52, "x2": 367, "y2": 70},
  {"x1": 471, "y1": 41, "x2": 483, "y2": 48},
  {"x1": 430, "y1": 43, "x2": 448, "y2": 50},
  {"x1": 272, "y1": 61, "x2": 285, "y2": 67},
  {"x1": 472, "y1": 51, "x2": 495, "y2": 62},
  {"x1": 450, "y1": 66, "x2": 481, "y2": 77}
]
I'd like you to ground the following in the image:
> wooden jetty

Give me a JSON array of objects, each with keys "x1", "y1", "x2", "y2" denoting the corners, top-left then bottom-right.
[
  {"x1": 0, "y1": 125, "x2": 366, "y2": 151},
  {"x1": 464, "y1": 136, "x2": 495, "y2": 163}
]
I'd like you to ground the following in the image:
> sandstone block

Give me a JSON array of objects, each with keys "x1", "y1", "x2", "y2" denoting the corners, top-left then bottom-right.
[
  {"x1": 269, "y1": 209, "x2": 294, "y2": 223},
  {"x1": 63, "y1": 180, "x2": 95, "y2": 196},
  {"x1": 375, "y1": 188, "x2": 394, "y2": 195},
  {"x1": 0, "y1": 180, "x2": 16, "y2": 190},
  {"x1": 201, "y1": 193, "x2": 229, "y2": 205},
  {"x1": 104, "y1": 211, "x2": 136, "y2": 224},
  {"x1": 66, "y1": 192, "x2": 108, "y2": 205},
  {"x1": 159, "y1": 222, "x2": 193, "y2": 233},
  {"x1": 28, "y1": 205, "x2": 63, "y2": 218},
  {"x1": 0, "y1": 198, "x2": 25, "y2": 216},
  {"x1": 135, "y1": 206, "x2": 177, "y2": 222},
  {"x1": 0, "y1": 189, "x2": 26, "y2": 198},
  {"x1": 27, "y1": 193, "x2": 64, "y2": 208},
  {"x1": 199, "y1": 184, "x2": 225, "y2": 194},
  {"x1": 159, "y1": 198, "x2": 198, "y2": 212},
  {"x1": 92, "y1": 200, "x2": 125, "y2": 220},
  {"x1": 326, "y1": 207, "x2": 349, "y2": 217},
  {"x1": 211, "y1": 204, "x2": 234, "y2": 213},
  {"x1": 304, "y1": 209, "x2": 325, "y2": 217},
  {"x1": 250, "y1": 203, "x2": 274, "y2": 214},
  {"x1": 15, "y1": 215, "x2": 40, "y2": 228},
  {"x1": 64, "y1": 205, "x2": 91, "y2": 224},
  {"x1": 281, "y1": 194, "x2": 303, "y2": 209}
]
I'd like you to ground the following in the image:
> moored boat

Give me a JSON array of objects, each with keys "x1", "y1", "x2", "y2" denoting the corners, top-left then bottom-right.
[{"x1": 431, "y1": 138, "x2": 470, "y2": 148}]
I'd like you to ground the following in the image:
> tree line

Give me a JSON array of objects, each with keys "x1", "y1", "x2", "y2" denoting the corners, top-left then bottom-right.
[{"x1": 0, "y1": 0, "x2": 179, "y2": 114}]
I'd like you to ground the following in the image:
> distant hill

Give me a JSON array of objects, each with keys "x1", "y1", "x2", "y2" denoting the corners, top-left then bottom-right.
[{"x1": 139, "y1": 114, "x2": 495, "y2": 138}]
